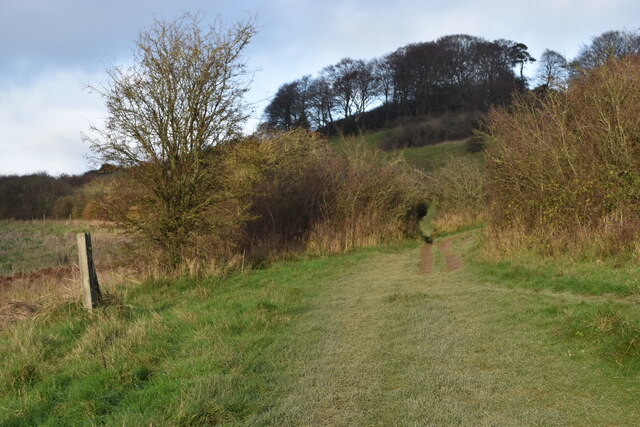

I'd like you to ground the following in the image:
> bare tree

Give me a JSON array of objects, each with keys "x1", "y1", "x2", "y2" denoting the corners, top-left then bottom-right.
[
  {"x1": 571, "y1": 30, "x2": 640, "y2": 73},
  {"x1": 352, "y1": 59, "x2": 380, "y2": 123},
  {"x1": 373, "y1": 56, "x2": 394, "y2": 106},
  {"x1": 307, "y1": 76, "x2": 335, "y2": 130},
  {"x1": 536, "y1": 49, "x2": 568, "y2": 90},
  {"x1": 324, "y1": 58, "x2": 359, "y2": 120},
  {"x1": 85, "y1": 14, "x2": 256, "y2": 267}
]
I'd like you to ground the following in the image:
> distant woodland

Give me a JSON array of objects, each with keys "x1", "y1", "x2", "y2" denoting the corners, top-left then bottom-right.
[{"x1": 0, "y1": 165, "x2": 116, "y2": 220}]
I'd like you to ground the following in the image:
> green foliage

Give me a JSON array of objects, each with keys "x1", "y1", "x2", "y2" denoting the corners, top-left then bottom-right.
[{"x1": 486, "y1": 56, "x2": 640, "y2": 258}]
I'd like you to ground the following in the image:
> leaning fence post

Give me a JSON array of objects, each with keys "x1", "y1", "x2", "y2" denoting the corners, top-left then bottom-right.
[{"x1": 77, "y1": 233, "x2": 102, "y2": 309}]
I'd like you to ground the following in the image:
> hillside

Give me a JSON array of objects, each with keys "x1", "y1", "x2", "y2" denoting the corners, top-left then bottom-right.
[{"x1": 3, "y1": 108, "x2": 640, "y2": 423}]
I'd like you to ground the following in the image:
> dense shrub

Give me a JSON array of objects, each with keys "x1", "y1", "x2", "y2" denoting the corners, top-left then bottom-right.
[
  {"x1": 465, "y1": 133, "x2": 487, "y2": 153},
  {"x1": 380, "y1": 112, "x2": 481, "y2": 150},
  {"x1": 98, "y1": 154, "x2": 250, "y2": 273},
  {"x1": 0, "y1": 174, "x2": 80, "y2": 220},
  {"x1": 485, "y1": 55, "x2": 640, "y2": 257},
  {"x1": 229, "y1": 129, "x2": 427, "y2": 260},
  {"x1": 101, "y1": 129, "x2": 427, "y2": 273}
]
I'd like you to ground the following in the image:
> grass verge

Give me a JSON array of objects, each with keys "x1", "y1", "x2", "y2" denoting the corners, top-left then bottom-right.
[
  {"x1": 0, "y1": 245, "x2": 403, "y2": 425},
  {"x1": 472, "y1": 245, "x2": 640, "y2": 374},
  {"x1": 3, "y1": 231, "x2": 640, "y2": 424}
]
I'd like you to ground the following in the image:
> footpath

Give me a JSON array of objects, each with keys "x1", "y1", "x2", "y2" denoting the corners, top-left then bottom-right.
[{"x1": 249, "y1": 232, "x2": 640, "y2": 425}]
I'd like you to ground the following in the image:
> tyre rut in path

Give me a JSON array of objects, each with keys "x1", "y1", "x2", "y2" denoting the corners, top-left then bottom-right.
[
  {"x1": 420, "y1": 235, "x2": 468, "y2": 274},
  {"x1": 420, "y1": 244, "x2": 433, "y2": 274}
]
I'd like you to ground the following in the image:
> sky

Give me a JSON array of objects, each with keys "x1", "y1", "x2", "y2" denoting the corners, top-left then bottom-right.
[{"x1": 0, "y1": 0, "x2": 638, "y2": 175}]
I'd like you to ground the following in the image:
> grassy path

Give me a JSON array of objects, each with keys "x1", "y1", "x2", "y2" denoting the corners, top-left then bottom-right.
[{"x1": 249, "y1": 233, "x2": 639, "y2": 425}]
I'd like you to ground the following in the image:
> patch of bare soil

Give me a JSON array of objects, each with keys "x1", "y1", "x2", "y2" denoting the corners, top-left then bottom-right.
[
  {"x1": 437, "y1": 238, "x2": 464, "y2": 272},
  {"x1": 0, "y1": 266, "x2": 75, "y2": 288},
  {"x1": 420, "y1": 244, "x2": 433, "y2": 274}
]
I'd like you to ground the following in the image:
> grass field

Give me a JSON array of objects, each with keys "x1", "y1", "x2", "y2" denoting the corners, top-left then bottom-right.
[
  {"x1": 400, "y1": 138, "x2": 483, "y2": 171},
  {"x1": 0, "y1": 221, "x2": 134, "y2": 325},
  {"x1": 0, "y1": 220, "x2": 128, "y2": 276},
  {"x1": 327, "y1": 129, "x2": 387, "y2": 153},
  {"x1": 2, "y1": 230, "x2": 639, "y2": 424}
]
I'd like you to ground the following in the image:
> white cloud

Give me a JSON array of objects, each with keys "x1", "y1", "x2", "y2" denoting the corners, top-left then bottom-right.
[
  {"x1": 1, "y1": 0, "x2": 640, "y2": 174},
  {"x1": 0, "y1": 70, "x2": 105, "y2": 175}
]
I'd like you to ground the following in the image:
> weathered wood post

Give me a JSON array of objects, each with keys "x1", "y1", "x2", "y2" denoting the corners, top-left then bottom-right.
[{"x1": 77, "y1": 233, "x2": 102, "y2": 309}]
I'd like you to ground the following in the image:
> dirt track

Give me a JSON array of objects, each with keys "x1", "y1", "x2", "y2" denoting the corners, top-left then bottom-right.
[{"x1": 420, "y1": 236, "x2": 465, "y2": 274}]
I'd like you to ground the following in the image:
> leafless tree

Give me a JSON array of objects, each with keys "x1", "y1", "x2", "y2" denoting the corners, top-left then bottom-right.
[
  {"x1": 307, "y1": 76, "x2": 335, "y2": 130},
  {"x1": 85, "y1": 13, "x2": 256, "y2": 267},
  {"x1": 373, "y1": 56, "x2": 394, "y2": 106},
  {"x1": 352, "y1": 59, "x2": 380, "y2": 122},
  {"x1": 572, "y1": 30, "x2": 640, "y2": 73},
  {"x1": 323, "y1": 58, "x2": 359, "y2": 120},
  {"x1": 536, "y1": 49, "x2": 569, "y2": 90}
]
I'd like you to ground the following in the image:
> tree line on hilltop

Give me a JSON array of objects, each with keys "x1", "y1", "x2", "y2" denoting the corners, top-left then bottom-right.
[
  {"x1": 263, "y1": 29, "x2": 640, "y2": 135},
  {"x1": 264, "y1": 34, "x2": 534, "y2": 134}
]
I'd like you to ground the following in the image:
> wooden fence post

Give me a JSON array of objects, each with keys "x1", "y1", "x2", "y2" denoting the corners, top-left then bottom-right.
[{"x1": 77, "y1": 233, "x2": 102, "y2": 309}]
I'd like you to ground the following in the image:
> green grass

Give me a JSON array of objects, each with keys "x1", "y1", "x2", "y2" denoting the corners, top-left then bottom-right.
[
  {"x1": 329, "y1": 131, "x2": 483, "y2": 173},
  {"x1": 400, "y1": 138, "x2": 483, "y2": 171},
  {"x1": 2, "y1": 232, "x2": 640, "y2": 424},
  {"x1": 473, "y1": 250, "x2": 640, "y2": 297},
  {"x1": 327, "y1": 129, "x2": 387, "y2": 154},
  {"x1": 473, "y1": 246, "x2": 640, "y2": 375},
  {"x1": 0, "y1": 246, "x2": 399, "y2": 425}
]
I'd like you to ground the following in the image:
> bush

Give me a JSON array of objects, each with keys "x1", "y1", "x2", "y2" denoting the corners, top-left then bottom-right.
[
  {"x1": 485, "y1": 55, "x2": 640, "y2": 258},
  {"x1": 99, "y1": 157, "x2": 250, "y2": 274},
  {"x1": 102, "y1": 129, "x2": 427, "y2": 274},
  {"x1": 231, "y1": 129, "x2": 427, "y2": 260},
  {"x1": 465, "y1": 133, "x2": 487, "y2": 153}
]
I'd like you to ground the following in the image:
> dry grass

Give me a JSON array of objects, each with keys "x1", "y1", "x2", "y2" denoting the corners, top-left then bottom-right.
[{"x1": 0, "y1": 220, "x2": 136, "y2": 327}]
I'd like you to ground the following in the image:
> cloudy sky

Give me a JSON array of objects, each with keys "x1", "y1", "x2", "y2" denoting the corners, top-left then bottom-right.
[{"x1": 0, "y1": 0, "x2": 638, "y2": 175}]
